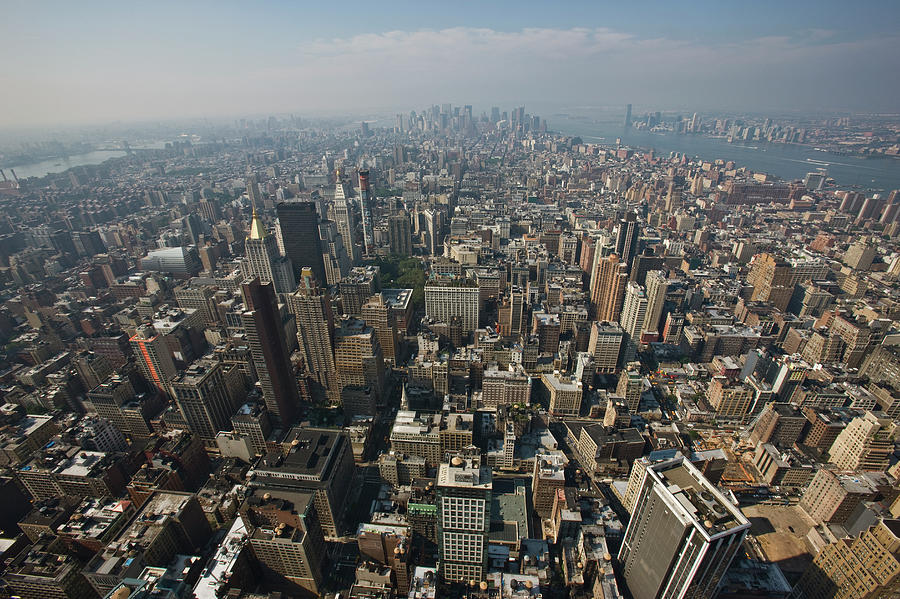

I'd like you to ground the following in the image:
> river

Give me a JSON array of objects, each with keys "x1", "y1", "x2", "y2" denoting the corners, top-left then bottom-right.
[
  {"x1": 551, "y1": 114, "x2": 900, "y2": 193},
  {"x1": 6, "y1": 150, "x2": 128, "y2": 180}
]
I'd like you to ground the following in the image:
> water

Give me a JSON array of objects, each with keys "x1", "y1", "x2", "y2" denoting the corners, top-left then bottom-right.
[
  {"x1": 5, "y1": 150, "x2": 127, "y2": 179},
  {"x1": 552, "y1": 115, "x2": 900, "y2": 193}
]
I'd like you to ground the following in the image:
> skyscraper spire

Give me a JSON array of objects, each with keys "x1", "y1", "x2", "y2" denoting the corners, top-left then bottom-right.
[{"x1": 249, "y1": 205, "x2": 267, "y2": 240}]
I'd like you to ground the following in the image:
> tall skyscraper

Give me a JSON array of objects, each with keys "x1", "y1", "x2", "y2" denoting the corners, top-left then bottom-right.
[
  {"x1": 590, "y1": 253, "x2": 628, "y2": 322},
  {"x1": 171, "y1": 360, "x2": 236, "y2": 443},
  {"x1": 319, "y1": 220, "x2": 351, "y2": 286},
  {"x1": 619, "y1": 457, "x2": 750, "y2": 599},
  {"x1": 241, "y1": 277, "x2": 299, "y2": 425},
  {"x1": 643, "y1": 270, "x2": 669, "y2": 335},
  {"x1": 423, "y1": 209, "x2": 444, "y2": 256},
  {"x1": 437, "y1": 451, "x2": 492, "y2": 583},
  {"x1": 333, "y1": 172, "x2": 359, "y2": 264},
  {"x1": 388, "y1": 211, "x2": 413, "y2": 256},
  {"x1": 287, "y1": 268, "x2": 336, "y2": 397},
  {"x1": 620, "y1": 282, "x2": 648, "y2": 363},
  {"x1": 245, "y1": 208, "x2": 296, "y2": 295},
  {"x1": 358, "y1": 169, "x2": 374, "y2": 256},
  {"x1": 615, "y1": 212, "x2": 640, "y2": 268},
  {"x1": 130, "y1": 325, "x2": 177, "y2": 394},
  {"x1": 624, "y1": 103, "x2": 633, "y2": 128},
  {"x1": 276, "y1": 201, "x2": 325, "y2": 286}
]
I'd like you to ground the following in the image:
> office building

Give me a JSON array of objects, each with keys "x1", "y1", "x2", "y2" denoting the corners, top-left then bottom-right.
[
  {"x1": 333, "y1": 174, "x2": 359, "y2": 263},
  {"x1": 4, "y1": 538, "x2": 97, "y2": 599},
  {"x1": 130, "y1": 325, "x2": 177, "y2": 394},
  {"x1": 543, "y1": 372, "x2": 583, "y2": 417},
  {"x1": 276, "y1": 200, "x2": 325, "y2": 285},
  {"x1": 643, "y1": 270, "x2": 669, "y2": 335},
  {"x1": 591, "y1": 254, "x2": 628, "y2": 322},
  {"x1": 335, "y1": 317, "x2": 385, "y2": 403},
  {"x1": 389, "y1": 211, "x2": 413, "y2": 256},
  {"x1": 437, "y1": 452, "x2": 492, "y2": 583},
  {"x1": 362, "y1": 293, "x2": 398, "y2": 365},
  {"x1": 794, "y1": 517, "x2": 900, "y2": 599},
  {"x1": 249, "y1": 428, "x2": 355, "y2": 537},
  {"x1": 620, "y1": 282, "x2": 648, "y2": 363},
  {"x1": 615, "y1": 213, "x2": 640, "y2": 267},
  {"x1": 481, "y1": 368, "x2": 531, "y2": 408},
  {"x1": 170, "y1": 360, "x2": 237, "y2": 443},
  {"x1": 245, "y1": 208, "x2": 295, "y2": 295},
  {"x1": 619, "y1": 457, "x2": 750, "y2": 599},
  {"x1": 588, "y1": 321, "x2": 625, "y2": 374},
  {"x1": 799, "y1": 469, "x2": 878, "y2": 526},
  {"x1": 358, "y1": 169, "x2": 374, "y2": 256},
  {"x1": 287, "y1": 268, "x2": 336, "y2": 395},
  {"x1": 533, "y1": 450, "x2": 567, "y2": 518},
  {"x1": 241, "y1": 277, "x2": 299, "y2": 425},
  {"x1": 319, "y1": 219, "x2": 351, "y2": 285},
  {"x1": 425, "y1": 281, "x2": 479, "y2": 333},
  {"x1": 829, "y1": 411, "x2": 896, "y2": 472},
  {"x1": 616, "y1": 367, "x2": 643, "y2": 413}
]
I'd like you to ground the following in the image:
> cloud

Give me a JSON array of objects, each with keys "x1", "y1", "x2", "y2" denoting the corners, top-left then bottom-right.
[{"x1": 3, "y1": 25, "x2": 900, "y2": 126}]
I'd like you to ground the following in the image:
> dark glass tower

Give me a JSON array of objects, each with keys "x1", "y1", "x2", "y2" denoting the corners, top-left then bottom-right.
[{"x1": 276, "y1": 200, "x2": 325, "y2": 287}]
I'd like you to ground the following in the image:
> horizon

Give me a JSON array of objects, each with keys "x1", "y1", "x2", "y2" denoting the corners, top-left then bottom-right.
[{"x1": 3, "y1": 0, "x2": 900, "y2": 129}]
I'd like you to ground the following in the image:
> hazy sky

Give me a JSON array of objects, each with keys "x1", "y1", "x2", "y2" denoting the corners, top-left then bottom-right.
[{"x1": 2, "y1": 0, "x2": 899, "y2": 127}]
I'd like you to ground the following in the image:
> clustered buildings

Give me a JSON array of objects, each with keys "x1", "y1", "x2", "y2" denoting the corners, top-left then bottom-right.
[{"x1": 0, "y1": 102, "x2": 898, "y2": 599}]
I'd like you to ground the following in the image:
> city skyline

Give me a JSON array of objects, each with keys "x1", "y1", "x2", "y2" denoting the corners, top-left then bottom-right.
[{"x1": 2, "y1": 0, "x2": 899, "y2": 128}]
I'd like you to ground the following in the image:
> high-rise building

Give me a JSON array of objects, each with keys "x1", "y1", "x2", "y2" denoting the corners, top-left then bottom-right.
[
  {"x1": 245, "y1": 208, "x2": 296, "y2": 295},
  {"x1": 619, "y1": 457, "x2": 750, "y2": 599},
  {"x1": 423, "y1": 209, "x2": 444, "y2": 256},
  {"x1": 616, "y1": 367, "x2": 643, "y2": 412},
  {"x1": 335, "y1": 318, "x2": 385, "y2": 403},
  {"x1": 425, "y1": 282, "x2": 480, "y2": 334},
  {"x1": 358, "y1": 169, "x2": 374, "y2": 256},
  {"x1": 643, "y1": 270, "x2": 669, "y2": 335},
  {"x1": 620, "y1": 282, "x2": 648, "y2": 363},
  {"x1": 388, "y1": 211, "x2": 413, "y2": 256},
  {"x1": 287, "y1": 268, "x2": 336, "y2": 396},
  {"x1": 829, "y1": 411, "x2": 896, "y2": 472},
  {"x1": 793, "y1": 517, "x2": 900, "y2": 599},
  {"x1": 588, "y1": 321, "x2": 624, "y2": 374},
  {"x1": 130, "y1": 325, "x2": 177, "y2": 394},
  {"x1": 533, "y1": 450, "x2": 567, "y2": 518},
  {"x1": 497, "y1": 286, "x2": 525, "y2": 338},
  {"x1": 170, "y1": 360, "x2": 236, "y2": 443},
  {"x1": 276, "y1": 201, "x2": 325, "y2": 286},
  {"x1": 591, "y1": 254, "x2": 628, "y2": 322},
  {"x1": 624, "y1": 103, "x2": 633, "y2": 128},
  {"x1": 437, "y1": 452, "x2": 492, "y2": 583},
  {"x1": 241, "y1": 277, "x2": 299, "y2": 425},
  {"x1": 481, "y1": 368, "x2": 531, "y2": 408},
  {"x1": 615, "y1": 212, "x2": 640, "y2": 267},
  {"x1": 333, "y1": 174, "x2": 359, "y2": 264},
  {"x1": 319, "y1": 219, "x2": 351, "y2": 285},
  {"x1": 250, "y1": 427, "x2": 355, "y2": 537},
  {"x1": 362, "y1": 293, "x2": 398, "y2": 365}
]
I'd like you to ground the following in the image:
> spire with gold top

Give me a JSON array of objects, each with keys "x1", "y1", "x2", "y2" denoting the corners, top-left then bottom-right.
[{"x1": 249, "y1": 205, "x2": 267, "y2": 240}]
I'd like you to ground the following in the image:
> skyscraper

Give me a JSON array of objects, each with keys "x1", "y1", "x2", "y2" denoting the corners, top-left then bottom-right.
[
  {"x1": 358, "y1": 169, "x2": 374, "y2": 256},
  {"x1": 333, "y1": 173, "x2": 359, "y2": 264},
  {"x1": 388, "y1": 211, "x2": 413, "y2": 256},
  {"x1": 245, "y1": 208, "x2": 296, "y2": 295},
  {"x1": 437, "y1": 451, "x2": 492, "y2": 583},
  {"x1": 590, "y1": 253, "x2": 628, "y2": 322},
  {"x1": 171, "y1": 360, "x2": 236, "y2": 443},
  {"x1": 130, "y1": 325, "x2": 177, "y2": 394},
  {"x1": 287, "y1": 268, "x2": 336, "y2": 397},
  {"x1": 276, "y1": 201, "x2": 325, "y2": 286},
  {"x1": 619, "y1": 457, "x2": 750, "y2": 599},
  {"x1": 620, "y1": 282, "x2": 648, "y2": 363},
  {"x1": 335, "y1": 317, "x2": 385, "y2": 403},
  {"x1": 362, "y1": 293, "x2": 398, "y2": 365},
  {"x1": 615, "y1": 212, "x2": 640, "y2": 268},
  {"x1": 241, "y1": 277, "x2": 299, "y2": 425},
  {"x1": 319, "y1": 220, "x2": 351, "y2": 286},
  {"x1": 624, "y1": 103, "x2": 633, "y2": 128},
  {"x1": 643, "y1": 270, "x2": 669, "y2": 335}
]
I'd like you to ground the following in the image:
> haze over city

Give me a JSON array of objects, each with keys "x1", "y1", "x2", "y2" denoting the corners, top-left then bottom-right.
[
  {"x1": 3, "y1": 0, "x2": 900, "y2": 128},
  {"x1": 1, "y1": 3, "x2": 900, "y2": 599}
]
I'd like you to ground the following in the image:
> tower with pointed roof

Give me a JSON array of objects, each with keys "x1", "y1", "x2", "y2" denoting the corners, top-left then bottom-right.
[{"x1": 245, "y1": 208, "x2": 296, "y2": 295}]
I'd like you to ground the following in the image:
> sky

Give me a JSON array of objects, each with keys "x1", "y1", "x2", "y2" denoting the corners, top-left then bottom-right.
[{"x1": 2, "y1": 0, "x2": 899, "y2": 127}]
